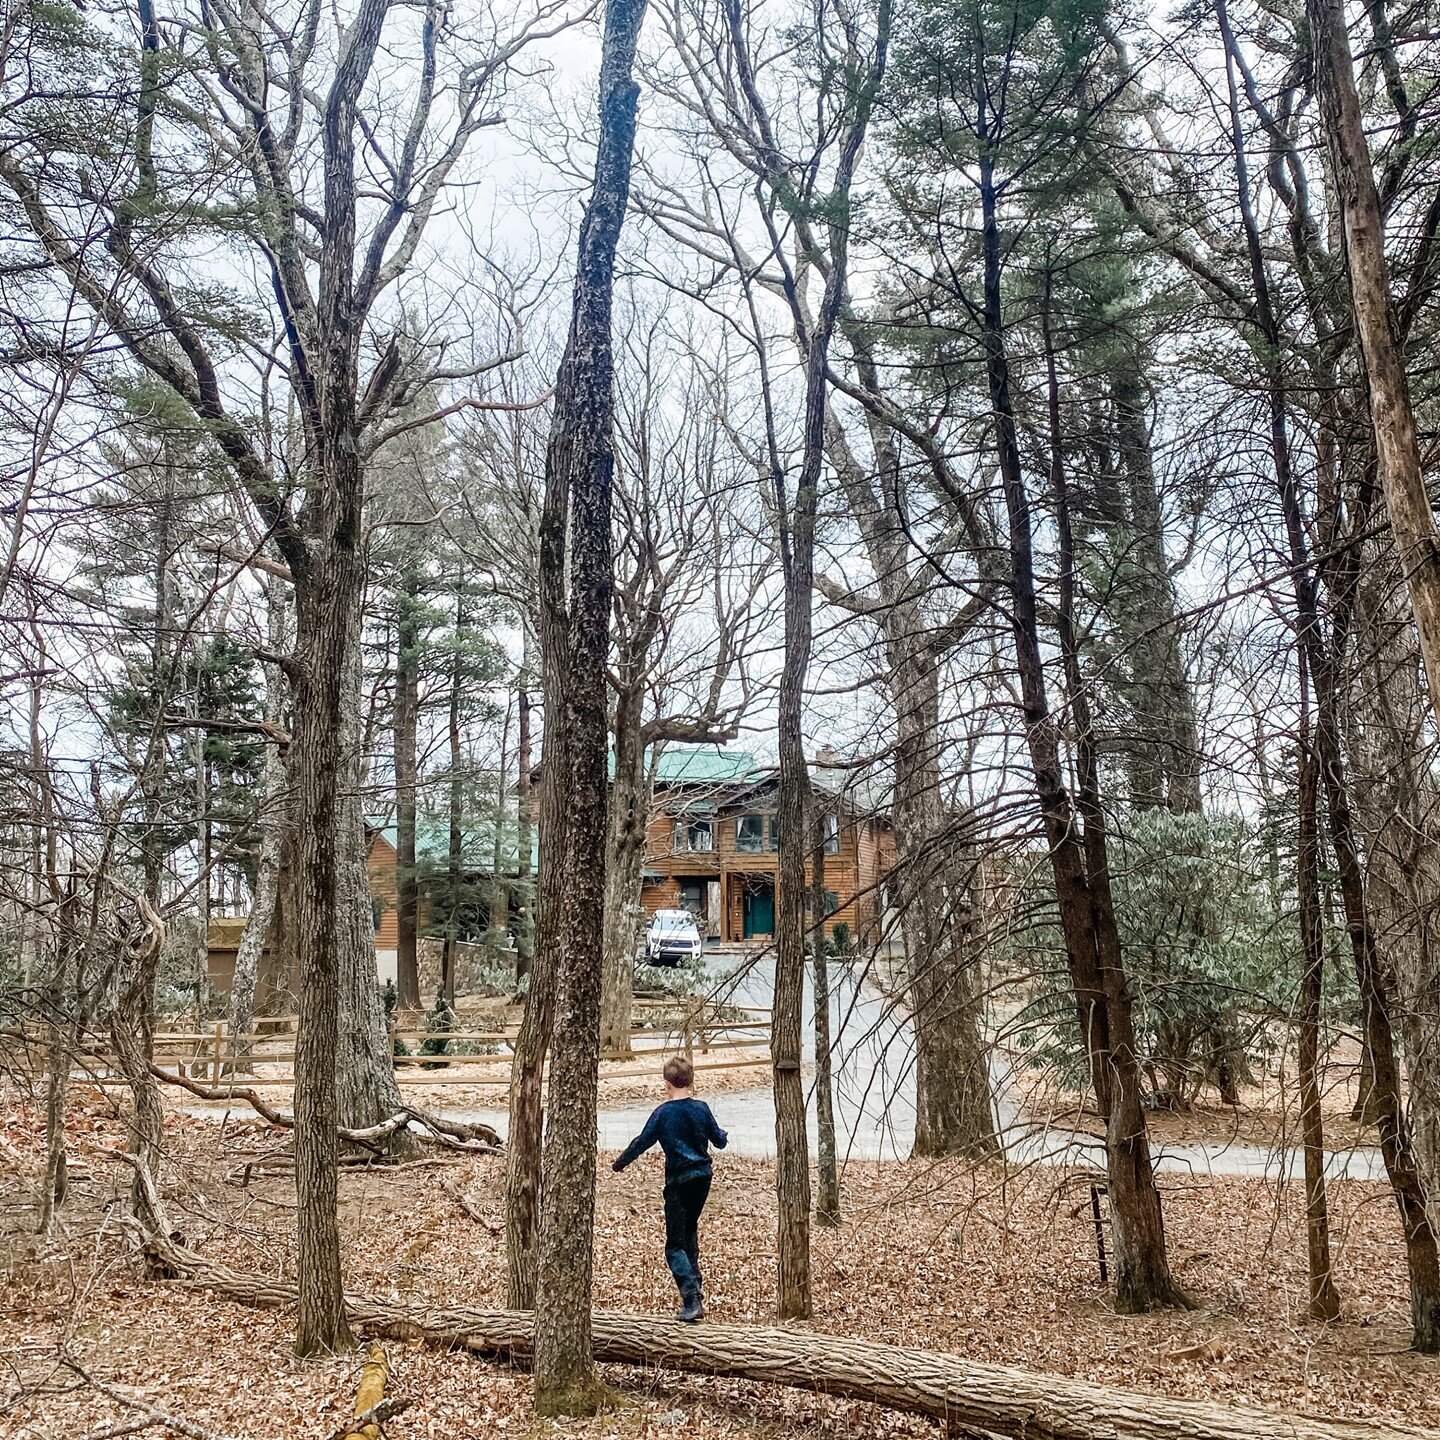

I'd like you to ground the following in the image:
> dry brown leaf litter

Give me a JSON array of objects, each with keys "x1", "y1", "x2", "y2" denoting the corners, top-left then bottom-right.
[{"x1": 1, "y1": 1088, "x2": 1436, "y2": 1440}]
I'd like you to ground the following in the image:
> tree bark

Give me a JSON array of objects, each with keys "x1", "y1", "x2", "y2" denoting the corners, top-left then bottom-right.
[
  {"x1": 1297, "y1": 702, "x2": 1341, "y2": 1321},
  {"x1": 1346, "y1": 563, "x2": 1440, "y2": 1232},
  {"x1": 820, "y1": 406, "x2": 997, "y2": 1161},
  {"x1": 1217, "y1": 12, "x2": 1440, "y2": 1347},
  {"x1": 111, "y1": 480, "x2": 175, "y2": 1237},
  {"x1": 332, "y1": 602, "x2": 410, "y2": 1139},
  {"x1": 230, "y1": 581, "x2": 289, "y2": 1054},
  {"x1": 514, "y1": 634, "x2": 535, "y2": 986},
  {"x1": 986, "y1": 180, "x2": 1180, "y2": 1313},
  {"x1": 529, "y1": 0, "x2": 649, "y2": 1412},
  {"x1": 394, "y1": 567, "x2": 422, "y2": 1011},
  {"x1": 601, "y1": 681, "x2": 647, "y2": 1056},
  {"x1": 442, "y1": 581, "x2": 466, "y2": 1010},
  {"x1": 1108, "y1": 352, "x2": 1203, "y2": 815},
  {"x1": 810, "y1": 809, "x2": 839, "y2": 1225},
  {"x1": 291, "y1": 557, "x2": 360, "y2": 1355},
  {"x1": 908, "y1": 813, "x2": 995, "y2": 1160},
  {"x1": 503, "y1": 834, "x2": 556, "y2": 1310},
  {"x1": 1307, "y1": 0, "x2": 1440, "y2": 714}
]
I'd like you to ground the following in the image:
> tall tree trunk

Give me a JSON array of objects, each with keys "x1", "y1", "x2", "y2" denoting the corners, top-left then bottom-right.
[
  {"x1": 442, "y1": 582, "x2": 466, "y2": 1009},
  {"x1": 291, "y1": 543, "x2": 361, "y2": 1355},
  {"x1": 1308, "y1": 0, "x2": 1440, "y2": 713},
  {"x1": 504, "y1": 797, "x2": 557, "y2": 1309},
  {"x1": 600, "y1": 681, "x2": 646, "y2": 1056},
  {"x1": 394, "y1": 567, "x2": 422, "y2": 1011},
  {"x1": 335, "y1": 604, "x2": 409, "y2": 1137},
  {"x1": 810, "y1": 808, "x2": 839, "y2": 1225},
  {"x1": 38, "y1": 1013, "x2": 72, "y2": 1236},
  {"x1": 1297, "y1": 697, "x2": 1342, "y2": 1321},
  {"x1": 1347, "y1": 567, "x2": 1440, "y2": 1231},
  {"x1": 1108, "y1": 351, "x2": 1203, "y2": 815},
  {"x1": 985, "y1": 163, "x2": 1182, "y2": 1314},
  {"x1": 1218, "y1": 13, "x2": 1440, "y2": 1347},
  {"x1": 821, "y1": 390, "x2": 996, "y2": 1163},
  {"x1": 908, "y1": 811, "x2": 996, "y2": 1160},
  {"x1": 32, "y1": 653, "x2": 69, "y2": 1236},
  {"x1": 230, "y1": 581, "x2": 289, "y2": 1055},
  {"x1": 754, "y1": 2, "x2": 890, "y2": 1314},
  {"x1": 111, "y1": 490, "x2": 175, "y2": 1235},
  {"x1": 514, "y1": 630, "x2": 535, "y2": 986},
  {"x1": 109, "y1": 900, "x2": 167, "y2": 1237},
  {"x1": 505, "y1": 644, "x2": 549, "y2": 1309},
  {"x1": 530, "y1": 0, "x2": 648, "y2": 1412}
]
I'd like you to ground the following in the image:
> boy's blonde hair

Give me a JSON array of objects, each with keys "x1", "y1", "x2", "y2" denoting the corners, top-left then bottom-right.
[{"x1": 663, "y1": 1055, "x2": 694, "y2": 1088}]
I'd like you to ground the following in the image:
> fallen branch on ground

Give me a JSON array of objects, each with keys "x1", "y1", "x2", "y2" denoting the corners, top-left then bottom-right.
[
  {"x1": 439, "y1": 1176, "x2": 502, "y2": 1234},
  {"x1": 127, "y1": 1229, "x2": 1433, "y2": 1440},
  {"x1": 62, "y1": 1356, "x2": 245, "y2": 1440},
  {"x1": 147, "y1": 1065, "x2": 501, "y2": 1149},
  {"x1": 328, "y1": 1397, "x2": 409, "y2": 1440}
]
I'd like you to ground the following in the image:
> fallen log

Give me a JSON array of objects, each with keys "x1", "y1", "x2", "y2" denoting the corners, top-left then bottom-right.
[
  {"x1": 342, "y1": 1344, "x2": 389, "y2": 1440},
  {"x1": 148, "y1": 1064, "x2": 501, "y2": 1149},
  {"x1": 131, "y1": 1231, "x2": 1434, "y2": 1440}
]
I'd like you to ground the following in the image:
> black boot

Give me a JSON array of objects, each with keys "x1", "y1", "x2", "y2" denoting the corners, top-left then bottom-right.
[{"x1": 676, "y1": 1277, "x2": 704, "y2": 1323}]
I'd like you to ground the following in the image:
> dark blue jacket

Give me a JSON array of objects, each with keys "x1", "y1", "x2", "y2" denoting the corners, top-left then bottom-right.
[{"x1": 612, "y1": 1097, "x2": 728, "y2": 1186}]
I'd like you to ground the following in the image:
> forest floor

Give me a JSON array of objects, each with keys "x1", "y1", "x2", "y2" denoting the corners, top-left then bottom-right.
[
  {"x1": 1009, "y1": 1037, "x2": 1379, "y2": 1155},
  {"x1": 2, "y1": 1083, "x2": 1436, "y2": 1440}
]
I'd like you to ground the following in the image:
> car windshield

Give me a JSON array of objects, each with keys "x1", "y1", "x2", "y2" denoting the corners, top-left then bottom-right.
[{"x1": 652, "y1": 913, "x2": 697, "y2": 935}]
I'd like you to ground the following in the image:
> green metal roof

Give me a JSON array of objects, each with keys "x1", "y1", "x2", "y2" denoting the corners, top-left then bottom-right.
[
  {"x1": 652, "y1": 746, "x2": 758, "y2": 784},
  {"x1": 370, "y1": 812, "x2": 539, "y2": 874}
]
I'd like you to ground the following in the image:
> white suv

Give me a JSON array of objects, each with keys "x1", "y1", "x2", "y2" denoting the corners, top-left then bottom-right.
[{"x1": 645, "y1": 909, "x2": 704, "y2": 966}]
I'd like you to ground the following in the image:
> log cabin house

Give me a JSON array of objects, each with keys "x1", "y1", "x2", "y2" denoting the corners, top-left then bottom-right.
[
  {"x1": 638, "y1": 745, "x2": 896, "y2": 945},
  {"x1": 206, "y1": 816, "x2": 534, "y2": 998}
]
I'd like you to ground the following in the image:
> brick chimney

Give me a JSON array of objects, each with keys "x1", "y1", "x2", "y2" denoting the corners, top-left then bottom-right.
[{"x1": 814, "y1": 744, "x2": 840, "y2": 766}]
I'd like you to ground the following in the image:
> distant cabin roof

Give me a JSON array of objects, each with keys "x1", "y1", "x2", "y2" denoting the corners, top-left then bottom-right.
[
  {"x1": 367, "y1": 812, "x2": 538, "y2": 874},
  {"x1": 653, "y1": 745, "x2": 892, "y2": 817},
  {"x1": 652, "y1": 746, "x2": 758, "y2": 784}
]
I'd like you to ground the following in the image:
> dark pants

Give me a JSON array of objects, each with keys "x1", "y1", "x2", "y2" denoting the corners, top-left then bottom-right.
[{"x1": 663, "y1": 1173, "x2": 711, "y2": 1293}]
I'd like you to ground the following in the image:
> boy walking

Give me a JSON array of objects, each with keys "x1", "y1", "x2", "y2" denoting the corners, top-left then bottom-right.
[{"x1": 611, "y1": 1055, "x2": 727, "y2": 1322}]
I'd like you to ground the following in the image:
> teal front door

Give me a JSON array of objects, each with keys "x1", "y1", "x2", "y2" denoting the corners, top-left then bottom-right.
[{"x1": 743, "y1": 886, "x2": 774, "y2": 938}]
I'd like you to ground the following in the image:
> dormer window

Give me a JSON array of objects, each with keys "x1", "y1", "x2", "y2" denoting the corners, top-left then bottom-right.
[{"x1": 675, "y1": 818, "x2": 714, "y2": 853}]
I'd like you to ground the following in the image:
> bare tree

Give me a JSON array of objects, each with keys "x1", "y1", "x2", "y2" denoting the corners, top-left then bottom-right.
[
  {"x1": 530, "y1": 0, "x2": 651, "y2": 1411},
  {"x1": 1, "y1": 0, "x2": 564, "y2": 1352}
]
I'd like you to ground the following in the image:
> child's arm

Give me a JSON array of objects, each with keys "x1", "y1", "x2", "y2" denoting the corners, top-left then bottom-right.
[
  {"x1": 704, "y1": 1103, "x2": 728, "y2": 1149},
  {"x1": 611, "y1": 1109, "x2": 661, "y2": 1172}
]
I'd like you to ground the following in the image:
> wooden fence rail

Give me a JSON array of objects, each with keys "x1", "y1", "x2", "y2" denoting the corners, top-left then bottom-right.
[{"x1": 4, "y1": 1008, "x2": 772, "y2": 1089}]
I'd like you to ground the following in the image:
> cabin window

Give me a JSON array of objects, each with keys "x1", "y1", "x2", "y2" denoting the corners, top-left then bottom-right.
[
  {"x1": 805, "y1": 888, "x2": 840, "y2": 918},
  {"x1": 823, "y1": 814, "x2": 840, "y2": 853},
  {"x1": 768, "y1": 814, "x2": 780, "y2": 851},
  {"x1": 736, "y1": 814, "x2": 766, "y2": 853},
  {"x1": 371, "y1": 898, "x2": 384, "y2": 933},
  {"x1": 675, "y1": 818, "x2": 714, "y2": 853}
]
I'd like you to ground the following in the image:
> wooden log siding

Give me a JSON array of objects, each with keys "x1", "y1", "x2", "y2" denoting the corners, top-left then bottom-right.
[
  {"x1": 639, "y1": 800, "x2": 890, "y2": 943},
  {"x1": 367, "y1": 833, "x2": 401, "y2": 951}
]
